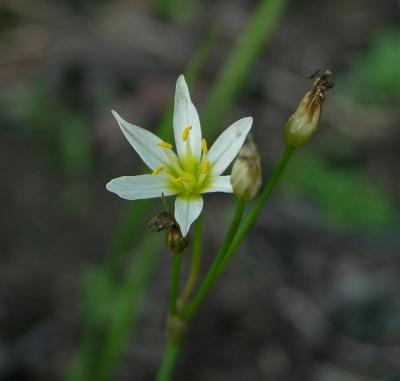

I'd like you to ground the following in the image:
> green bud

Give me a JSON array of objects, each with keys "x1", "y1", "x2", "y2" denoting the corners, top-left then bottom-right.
[
  {"x1": 230, "y1": 137, "x2": 262, "y2": 201},
  {"x1": 166, "y1": 226, "x2": 189, "y2": 255},
  {"x1": 285, "y1": 70, "x2": 333, "y2": 147}
]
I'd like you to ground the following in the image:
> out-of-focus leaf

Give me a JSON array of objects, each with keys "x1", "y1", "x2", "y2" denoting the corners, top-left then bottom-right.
[
  {"x1": 17, "y1": 81, "x2": 94, "y2": 178},
  {"x1": 286, "y1": 152, "x2": 397, "y2": 230},
  {"x1": 58, "y1": 112, "x2": 93, "y2": 178},
  {"x1": 342, "y1": 30, "x2": 400, "y2": 104},
  {"x1": 203, "y1": 0, "x2": 288, "y2": 134}
]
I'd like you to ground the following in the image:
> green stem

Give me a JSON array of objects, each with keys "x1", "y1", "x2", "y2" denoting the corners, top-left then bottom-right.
[
  {"x1": 219, "y1": 145, "x2": 295, "y2": 273},
  {"x1": 182, "y1": 199, "x2": 246, "y2": 322},
  {"x1": 177, "y1": 217, "x2": 203, "y2": 313},
  {"x1": 170, "y1": 255, "x2": 182, "y2": 315},
  {"x1": 155, "y1": 340, "x2": 182, "y2": 381}
]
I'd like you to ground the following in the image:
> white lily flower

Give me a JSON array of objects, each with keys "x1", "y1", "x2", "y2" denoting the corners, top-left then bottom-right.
[{"x1": 107, "y1": 75, "x2": 252, "y2": 237}]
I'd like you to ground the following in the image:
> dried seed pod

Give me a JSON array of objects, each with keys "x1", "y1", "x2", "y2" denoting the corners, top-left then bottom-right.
[{"x1": 285, "y1": 70, "x2": 334, "y2": 147}]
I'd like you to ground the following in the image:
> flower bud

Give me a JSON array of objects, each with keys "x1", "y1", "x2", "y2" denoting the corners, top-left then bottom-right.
[
  {"x1": 230, "y1": 137, "x2": 262, "y2": 201},
  {"x1": 285, "y1": 70, "x2": 334, "y2": 147},
  {"x1": 166, "y1": 226, "x2": 189, "y2": 255}
]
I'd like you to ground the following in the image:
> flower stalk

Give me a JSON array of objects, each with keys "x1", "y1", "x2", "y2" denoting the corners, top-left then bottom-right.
[
  {"x1": 177, "y1": 217, "x2": 203, "y2": 313},
  {"x1": 169, "y1": 255, "x2": 182, "y2": 316},
  {"x1": 182, "y1": 199, "x2": 246, "y2": 322},
  {"x1": 219, "y1": 144, "x2": 296, "y2": 274}
]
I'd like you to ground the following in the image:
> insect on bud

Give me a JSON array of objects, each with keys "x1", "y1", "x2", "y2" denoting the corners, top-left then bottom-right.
[
  {"x1": 285, "y1": 70, "x2": 334, "y2": 147},
  {"x1": 148, "y1": 210, "x2": 189, "y2": 255},
  {"x1": 166, "y1": 225, "x2": 189, "y2": 255},
  {"x1": 230, "y1": 136, "x2": 262, "y2": 201}
]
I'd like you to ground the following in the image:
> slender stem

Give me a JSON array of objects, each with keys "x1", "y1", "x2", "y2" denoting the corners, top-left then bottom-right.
[
  {"x1": 182, "y1": 199, "x2": 246, "y2": 322},
  {"x1": 170, "y1": 255, "x2": 182, "y2": 315},
  {"x1": 154, "y1": 340, "x2": 182, "y2": 381},
  {"x1": 177, "y1": 217, "x2": 203, "y2": 313},
  {"x1": 219, "y1": 145, "x2": 296, "y2": 273}
]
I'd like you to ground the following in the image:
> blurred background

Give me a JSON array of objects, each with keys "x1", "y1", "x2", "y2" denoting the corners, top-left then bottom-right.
[{"x1": 1, "y1": 0, "x2": 400, "y2": 380}]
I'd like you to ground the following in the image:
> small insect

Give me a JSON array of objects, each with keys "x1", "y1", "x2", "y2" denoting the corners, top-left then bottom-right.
[
  {"x1": 148, "y1": 211, "x2": 177, "y2": 232},
  {"x1": 148, "y1": 193, "x2": 178, "y2": 232},
  {"x1": 308, "y1": 69, "x2": 321, "y2": 79},
  {"x1": 148, "y1": 195, "x2": 190, "y2": 254},
  {"x1": 310, "y1": 69, "x2": 335, "y2": 101}
]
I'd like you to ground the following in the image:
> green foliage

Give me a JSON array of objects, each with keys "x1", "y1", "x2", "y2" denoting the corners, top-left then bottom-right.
[
  {"x1": 58, "y1": 112, "x2": 93, "y2": 177},
  {"x1": 342, "y1": 29, "x2": 400, "y2": 104},
  {"x1": 95, "y1": 238, "x2": 163, "y2": 381},
  {"x1": 287, "y1": 152, "x2": 397, "y2": 230},
  {"x1": 18, "y1": 81, "x2": 94, "y2": 178}
]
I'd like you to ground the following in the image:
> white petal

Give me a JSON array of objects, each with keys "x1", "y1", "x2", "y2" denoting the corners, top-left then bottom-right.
[
  {"x1": 174, "y1": 195, "x2": 203, "y2": 237},
  {"x1": 173, "y1": 75, "x2": 202, "y2": 161},
  {"x1": 112, "y1": 110, "x2": 176, "y2": 171},
  {"x1": 106, "y1": 175, "x2": 176, "y2": 200},
  {"x1": 208, "y1": 117, "x2": 253, "y2": 175},
  {"x1": 203, "y1": 176, "x2": 233, "y2": 194}
]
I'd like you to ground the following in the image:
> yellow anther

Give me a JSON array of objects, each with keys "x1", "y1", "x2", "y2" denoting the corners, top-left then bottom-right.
[
  {"x1": 151, "y1": 166, "x2": 164, "y2": 176},
  {"x1": 158, "y1": 141, "x2": 173, "y2": 149},
  {"x1": 182, "y1": 126, "x2": 192, "y2": 141},
  {"x1": 201, "y1": 160, "x2": 210, "y2": 174},
  {"x1": 201, "y1": 138, "x2": 208, "y2": 155}
]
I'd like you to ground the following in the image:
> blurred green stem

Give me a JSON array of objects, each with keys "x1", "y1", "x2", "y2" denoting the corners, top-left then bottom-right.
[
  {"x1": 182, "y1": 200, "x2": 246, "y2": 322},
  {"x1": 177, "y1": 217, "x2": 202, "y2": 313},
  {"x1": 155, "y1": 340, "x2": 182, "y2": 381},
  {"x1": 95, "y1": 238, "x2": 163, "y2": 381},
  {"x1": 170, "y1": 255, "x2": 182, "y2": 315},
  {"x1": 203, "y1": 0, "x2": 288, "y2": 133},
  {"x1": 156, "y1": 0, "x2": 184, "y2": 20}
]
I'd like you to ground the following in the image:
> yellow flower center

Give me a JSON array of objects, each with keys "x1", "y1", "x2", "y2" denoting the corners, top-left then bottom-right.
[{"x1": 153, "y1": 131, "x2": 212, "y2": 195}]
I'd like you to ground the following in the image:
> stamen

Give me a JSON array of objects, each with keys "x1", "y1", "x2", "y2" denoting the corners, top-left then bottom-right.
[
  {"x1": 158, "y1": 141, "x2": 173, "y2": 149},
  {"x1": 182, "y1": 126, "x2": 192, "y2": 141},
  {"x1": 201, "y1": 138, "x2": 208, "y2": 155},
  {"x1": 201, "y1": 160, "x2": 210, "y2": 174},
  {"x1": 151, "y1": 166, "x2": 164, "y2": 176},
  {"x1": 172, "y1": 176, "x2": 183, "y2": 184},
  {"x1": 172, "y1": 176, "x2": 190, "y2": 184}
]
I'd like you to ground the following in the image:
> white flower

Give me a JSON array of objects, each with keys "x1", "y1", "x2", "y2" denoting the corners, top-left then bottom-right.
[{"x1": 107, "y1": 75, "x2": 252, "y2": 237}]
